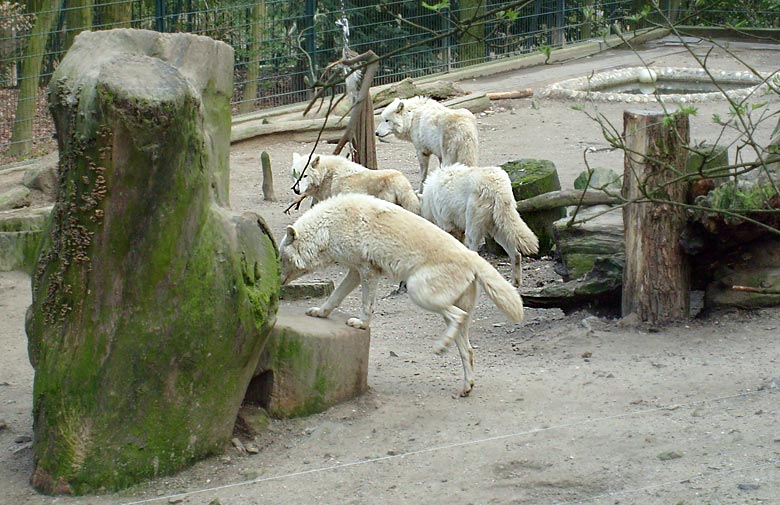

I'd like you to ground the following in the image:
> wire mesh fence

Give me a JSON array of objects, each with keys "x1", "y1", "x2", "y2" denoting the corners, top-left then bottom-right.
[{"x1": 1, "y1": 0, "x2": 776, "y2": 162}]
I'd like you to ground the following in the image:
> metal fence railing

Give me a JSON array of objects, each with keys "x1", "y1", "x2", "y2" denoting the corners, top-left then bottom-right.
[{"x1": 1, "y1": 0, "x2": 776, "y2": 162}]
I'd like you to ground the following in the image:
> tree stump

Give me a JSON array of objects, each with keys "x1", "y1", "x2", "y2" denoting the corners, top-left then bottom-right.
[
  {"x1": 621, "y1": 110, "x2": 691, "y2": 323},
  {"x1": 26, "y1": 29, "x2": 279, "y2": 494}
]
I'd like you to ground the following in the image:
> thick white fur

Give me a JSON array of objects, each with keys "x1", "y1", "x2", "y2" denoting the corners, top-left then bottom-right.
[
  {"x1": 375, "y1": 97, "x2": 478, "y2": 191},
  {"x1": 280, "y1": 193, "x2": 525, "y2": 397},
  {"x1": 421, "y1": 163, "x2": 539, "y2": 287},
  {"x1": 290, "y1": 153, "x2": 420, "y2": 214}
]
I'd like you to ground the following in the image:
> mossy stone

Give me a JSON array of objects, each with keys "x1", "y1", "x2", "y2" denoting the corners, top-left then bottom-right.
[
  {"x1": 26, "y1": 30, "x2": 279, "y2": 495},
  {"x1": 573, "y1": 168, "x2": 622, "y2": 191},
  {"x1": 0, "y1": 207, "x2": 52, "y2": 273},
  {"x1": 686, "y1": 142, "x2": 729, "y2": 175}
]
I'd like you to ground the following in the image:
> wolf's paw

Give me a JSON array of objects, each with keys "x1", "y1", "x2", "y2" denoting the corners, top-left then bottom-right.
[
  {"x1": 434, "y1": 342, "x2": 449, "y2": 355},
  {"x1": 346, "y1": 317, "x2": 369, "y2": 330},
  {"x1": 306, "y1": 307, "x2": 328, "y2": 318},
  {"x1": 459, "y1": 383, "x2": 473, "y2": 397}
]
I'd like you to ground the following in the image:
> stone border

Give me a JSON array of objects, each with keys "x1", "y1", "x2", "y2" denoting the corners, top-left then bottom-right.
[{"x1": 538, "y1": 67, "x2": 778, "y2": 103}]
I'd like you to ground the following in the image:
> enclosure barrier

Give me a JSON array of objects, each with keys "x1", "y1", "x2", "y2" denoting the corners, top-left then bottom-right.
[{"x1": 1, "y1": 0, "x2": 777, "y2": 160}]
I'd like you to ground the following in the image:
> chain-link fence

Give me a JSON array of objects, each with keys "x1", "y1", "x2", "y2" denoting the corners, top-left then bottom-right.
[{"x1": 1, "y1": 0, "x2": 776, "y2": 162}]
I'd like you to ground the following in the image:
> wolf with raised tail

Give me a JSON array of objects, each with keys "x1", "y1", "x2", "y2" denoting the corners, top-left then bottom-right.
[
  {"x1": 279, "y1": 193, "x2": 525, "y2": 397},
  {"x1": 421, "y1": 163, "x2": 539, "y2": 287},
  {"x1": 375, "y1": 97, "x2": 478, "y2": 191}
]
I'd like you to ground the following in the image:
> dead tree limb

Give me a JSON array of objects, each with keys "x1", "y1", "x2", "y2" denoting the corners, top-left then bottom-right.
[
  {"x1": 516, "y1": 189, "x2": 621, "y2": 213},
  {"x1": 331, "y1": 49, "x2": 380, "y2": 168}
]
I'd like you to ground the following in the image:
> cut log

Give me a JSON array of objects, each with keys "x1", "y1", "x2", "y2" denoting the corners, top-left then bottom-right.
[
  {"x1": 621, "y1": 110, "x2": 691, "y2": 323},
  {"x1": 371, "y1": 78, "x2": 466, "y2": 109},
  {"x1": 486, "y1": 89, "x2": 533, "y2": 100},
  {"x1": 442, "y1": 92, "x2": 491, "y2": 114},
  {"x1": 516, "y1": 189, "x2": 621, "y2": 213},
  {"x1": 27, "y1": 29, "x2": 279, "y2": 494}
]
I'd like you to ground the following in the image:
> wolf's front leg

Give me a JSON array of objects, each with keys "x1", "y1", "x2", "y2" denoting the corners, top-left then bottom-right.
[
  {"x1": 306, "y1": 269, "x2": 360, "y2": 318},
  {"x1": 346, "y1": 274, "x2": 377, "y2": 329}
]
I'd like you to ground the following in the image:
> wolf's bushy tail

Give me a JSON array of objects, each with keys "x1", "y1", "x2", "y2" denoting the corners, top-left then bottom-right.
[
  {"x1": 492, "y1": 190, "x2": 539, "y2": 256},
  {"x1": 472, "y1": 254, "x2": 524, "y2": 322}
]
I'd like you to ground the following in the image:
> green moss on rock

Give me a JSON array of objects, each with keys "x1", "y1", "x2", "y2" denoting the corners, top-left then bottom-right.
[
  {"x1": 499, "y1": 159, "x2": 565, "y2": 256},
  {"x1": 26, "y1": 30, "x2": 278, "y2": 495}
]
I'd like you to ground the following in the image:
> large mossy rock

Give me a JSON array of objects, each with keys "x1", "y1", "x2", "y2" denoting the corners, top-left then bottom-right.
[
  {"x1": 0, "y1": 206, "x2": 51, "y2": 273},
  {"x1": 553, "y1": 205, "x2": 624, "y2": 280},
  {"x1": 500, "y1": 159, "x2": 565, "y2": 256},
  {"x1": 705, "y1": 238, "x2": 780, "y2": 310},
  {"x1": 26, "y1": 29, "x2": 279, "y2": 495}
]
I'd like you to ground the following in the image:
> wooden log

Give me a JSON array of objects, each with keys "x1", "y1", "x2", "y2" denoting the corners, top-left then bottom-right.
[
  {"x1": 261, "y1": 151, "x2": 275, "y2": 201},
  {"x1": 486, "y1": 89, "x2": 533, "y2": 100},
  {"x1": 442, "y1": 92, "x2": 491, "y2": 114},
  {"x1": 516, "y1": 189, "x2": 620, "y2": 212},
  {"x1": 621, "y1": 110, "x2": 691, "y2": 323}
]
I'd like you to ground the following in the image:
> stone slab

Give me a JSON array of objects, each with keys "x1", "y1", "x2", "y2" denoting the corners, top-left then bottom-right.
[{"x1": 249, "y1": 306, "x2": 370, "y2": 418}]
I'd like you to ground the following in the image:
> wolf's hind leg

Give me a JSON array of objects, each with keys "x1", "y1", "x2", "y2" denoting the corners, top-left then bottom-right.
[
  {"x1": 464, "y1": 206, "x2": 490, "y2": 251},
  {"x1": 453, "y1": 282, "x2": 478, "y2": 396},
  {"x1": 433, "y1": 305, "x2": 468, "y2": 355},
  {"x1": 306, "y1": 269, "x2": 360, "y2": 318},
  {"x1": 492, "y1": 232, "x2": 522, "y2": 287}
]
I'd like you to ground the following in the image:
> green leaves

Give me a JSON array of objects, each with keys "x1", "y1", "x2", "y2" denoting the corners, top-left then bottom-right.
[{"x1": 422, "y1": 0, "x2": 450, "y2": 12}]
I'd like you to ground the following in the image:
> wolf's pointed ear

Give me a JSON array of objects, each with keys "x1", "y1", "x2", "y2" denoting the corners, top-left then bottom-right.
[
  {"x1": 311, "y1": 155, "x2": 321, "y2": 168},
  {"x1": 285, "y1": 226, "x2": 298, "y2": 243},
  {"x1": 395, "y1": 100, "x2": 404, "y2": 113}
]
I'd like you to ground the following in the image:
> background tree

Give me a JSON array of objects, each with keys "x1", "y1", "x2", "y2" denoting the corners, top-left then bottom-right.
[
  {"x1": 8, "y1": 0, "x2": 58, "y2": 156},
  {"x1": 64, "y1": 0, "x2": 93, "y2": 50}
]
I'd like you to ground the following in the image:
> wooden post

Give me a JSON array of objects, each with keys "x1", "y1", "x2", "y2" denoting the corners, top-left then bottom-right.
[
  {"x1": 261, "y1": 150, "x2": 275, "y2": 201},
  {"x1": 621, "y1": 110, "x2": 691, "y2": 323}
]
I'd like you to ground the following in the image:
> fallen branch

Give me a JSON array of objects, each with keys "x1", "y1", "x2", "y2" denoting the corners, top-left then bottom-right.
[
  {"x1": 731, "y1": 285, "x2": 780, "y2": 295},
  {"x1": 517, "y1": 189, "x2": 621, "y2": 213},
  {"x1": 486, "y1": 89, "x2": 533, "y2": 100}
]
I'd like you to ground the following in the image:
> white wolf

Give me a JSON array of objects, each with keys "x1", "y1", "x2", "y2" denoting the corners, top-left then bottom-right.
[
  {"x1": 290, "y1": 153, "x2": 420, "y2": 214},
  {"x1": 421, "y1": 163, "x2": 539, "y2": 287},
  {"x1": 280, "y1": 193, "x2": 525, "y2": 397},
  {"x1": 375, "y1": 97, "x2": 479, "y2": 191}
]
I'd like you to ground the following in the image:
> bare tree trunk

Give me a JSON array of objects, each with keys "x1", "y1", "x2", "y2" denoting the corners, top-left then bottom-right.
[
  {"x1": 65, "y1": 0, "x2": 93, "y2": 51},
  {"x1": 239, "y1": 0, "x2": 265, "y2": 115},
  {"x1": 458, "y1": 0, "x2": 485, "y2": 64},
  {"x1": 621, "y1": 110, "x2": 691, "y2": 323},
  {"x1": 9, "y1": 0, "x2": 59, "y2": 156},
  {"x1": 101, "y1": 0, "x2": 132, "y2": 28}
]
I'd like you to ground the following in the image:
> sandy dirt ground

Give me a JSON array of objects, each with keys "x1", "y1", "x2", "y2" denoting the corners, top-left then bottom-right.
[{"x1": 2, "y1": 38, "x2": 780, "y2": 505}]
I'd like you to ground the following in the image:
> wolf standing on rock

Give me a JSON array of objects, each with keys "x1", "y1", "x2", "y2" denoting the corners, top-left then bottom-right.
[
  {"x1": 375, "y1": 97, "x2": 478, "y2": 191},
  {"x1": 279, "y1": 193, "x2": 525, "y2": 397}
]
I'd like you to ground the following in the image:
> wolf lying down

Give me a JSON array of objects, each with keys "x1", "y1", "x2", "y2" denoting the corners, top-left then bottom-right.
[{"x1": 280, "y1": 193, "x2": 525, "y2": 397}]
